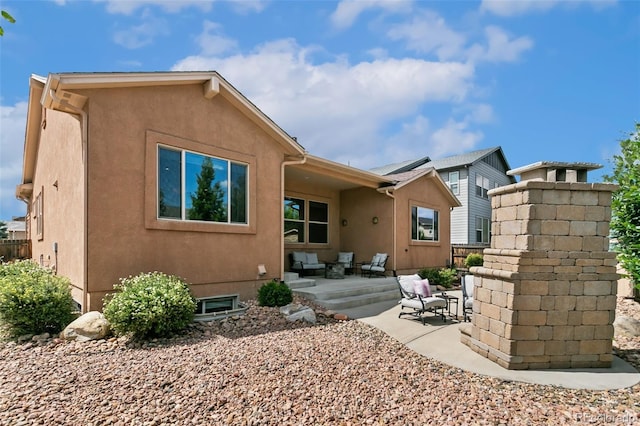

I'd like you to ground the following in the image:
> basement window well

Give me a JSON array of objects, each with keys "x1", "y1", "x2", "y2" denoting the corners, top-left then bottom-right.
[{"x1": 194, "y1": 294, "x2": 248, "y2": 321}]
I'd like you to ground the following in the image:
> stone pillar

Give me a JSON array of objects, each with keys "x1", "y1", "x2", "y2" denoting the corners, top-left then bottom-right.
[{"x1": 460, "y1": 162, "x2": 619, "y2": 369}]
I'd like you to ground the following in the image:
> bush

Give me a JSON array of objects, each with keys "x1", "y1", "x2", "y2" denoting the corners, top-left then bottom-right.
[
  {"x1": 103, "y1": 272, "x2": 196, "y2": 339},
  {"x1": 0, "y1": 260, "x2": 76, "y2": 337},
  {"x1": 464, "y1": 253, "x2": 484, "y2": 268},
  {"x1": 257, "y1": 280, "x2": 293, "y2": 307},
  {"x1": 417, "y1": 267, "x2": 458, "y2": 289}
]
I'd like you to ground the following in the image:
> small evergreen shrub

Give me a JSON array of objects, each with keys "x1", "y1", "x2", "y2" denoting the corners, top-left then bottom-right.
[
  {"x1": 103, "y1": 272, "x2": 196, "y2": 339},
  {"x1": 257, "y1": 280, "x2": 292, "y2": 307},
  {"x1": 464, "y1": 253, "x2": 484, "y2": 268},
  {"x1": 417, "y1": 267, "x2": 457, "y2": 289},
  {"x1": 0, "y1": 260, "x2": 76, "y2": 337}
]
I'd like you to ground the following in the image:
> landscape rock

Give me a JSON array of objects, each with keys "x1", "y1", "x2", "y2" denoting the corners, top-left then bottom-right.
[
  {"x1": 61, "y1": 311, "x2": 110, "y2": 342},
  {"x1": 614, "y1": 314, "x2": 640, "y2": 337}
]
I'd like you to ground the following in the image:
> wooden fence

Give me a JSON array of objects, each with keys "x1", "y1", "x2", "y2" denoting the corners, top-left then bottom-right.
[
  {"x1": 0, "y1": 239, "x2": 31, "y2": 262},
  {"x1": 451, "y1": 244, "x2": 487, "y2": 268}
]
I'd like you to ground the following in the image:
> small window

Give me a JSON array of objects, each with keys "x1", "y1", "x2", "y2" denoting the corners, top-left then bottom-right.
[
  {"x1": 34, "y1": 190, "x2": 43, "y2": 240},
  {"x1": 411, "y1": 206, "x2": 439, "y2": 242},
  {"x1": 284, "y1": 197, "x2": 305, "y2": 243},
  {"x1": 448, "y1": 171, "x2": 459, "y2": 195},
  {"x1": 476, "y1": 216, "x2": 490, "y2": 244},
  {"x1": 475, "y1": 174, "x2": 490, "y2": 199},
  {"x1": 284, "y1": 198, "x2": 328, "y2": 244}
]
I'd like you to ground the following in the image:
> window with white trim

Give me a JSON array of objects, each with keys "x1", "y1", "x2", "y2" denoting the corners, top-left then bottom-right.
[
  {"x1": 476, "y1": 216, "x2": 490, "y2": 244},
  {"x1": 448, "y1": 171, "x2": 459, "y2": 195},
  {"x1": 475, "y1": 174, "x2": 490, "y2": 199},
  {"x1": 34, "y1": 190, "x2": 43, "y2": 240},
  {"x1": 284, "y1": 197, "x2": 328, "y2": 244},
  {"x1": 157, "y1": 146, "x2": 248, "y2": 224},
  {"x1": 411, "y1": 206, "x2": 439, "y2": 241}
]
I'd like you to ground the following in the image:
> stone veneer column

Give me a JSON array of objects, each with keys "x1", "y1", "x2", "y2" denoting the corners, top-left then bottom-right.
[{"x1": 460, "y1": 162, "x2": 619, "y2": 369}]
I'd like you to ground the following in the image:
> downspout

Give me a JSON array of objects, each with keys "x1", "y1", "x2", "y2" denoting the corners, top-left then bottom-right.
[
  {"x1": 280, "y1": 155, "x2": 306, "y2": 280},
  {"x1": 49, "y1": 89, "x2": 89, "y2": 313},
  {"x1": 383, "y1": 189, "x2": 396, "y2": 275}
]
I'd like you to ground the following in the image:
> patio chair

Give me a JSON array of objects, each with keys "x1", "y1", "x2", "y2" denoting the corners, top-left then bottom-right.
[
  {"x1": 462, "y1": 274, "x2": 475, "y2": 322},
  {"x1": 397, "y1": 274, "x2": 447, "y2": 325},
  {"x1": 335, "y1": 252, "x2": 354, "y2": 275},
  {"x1": 361, "y1": 253, "x2": 388, "y2": 278}
]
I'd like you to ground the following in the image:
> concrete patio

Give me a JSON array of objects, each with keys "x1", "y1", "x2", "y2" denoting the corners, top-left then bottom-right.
[{"x1": 289, "y1": 274, "x2": 640, "y2": 391}]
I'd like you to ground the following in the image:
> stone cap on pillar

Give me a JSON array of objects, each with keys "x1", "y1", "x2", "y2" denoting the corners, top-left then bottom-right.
[{"x1": 507, "y1": 161, "x2": 602, "y2": 183}]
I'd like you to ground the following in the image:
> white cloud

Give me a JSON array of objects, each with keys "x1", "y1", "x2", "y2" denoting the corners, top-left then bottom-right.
[
  {"x1": 467, "y1": 26, "x2": 533, "y2": 63},
  {"x1": 96, "y1": 0, "x2": 215, "y2": 15},
  {"x1": 113, "y1": 13, "x2": 169, "y2": 49},
  {"x1": 0, "y1": 102, "x2": 28, "y2": 220},
  {"x1": 228, "y1": 0, "x2": 268, "y2": 14},
  {"x1": 172, "y1": 36, "x2": 476, "y2": 169},
  {"x1": 429, "y1": 119, "x2": 484, "y2": 158},
  {"x1": 480, "y1": 0, "x2": 616, "y2": 17},
  {"x1": 387, "y1": 10, "x2": 466, "y2": 61},
  {"x1": 330, "y1": 0, "x2": 412, "y2": 30},
  {"x1": 197, "y1": 21, "x2": 238, "y2": 56}
]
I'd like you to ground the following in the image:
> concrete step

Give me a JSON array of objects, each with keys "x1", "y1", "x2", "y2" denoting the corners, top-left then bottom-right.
[
  {"x1": 294, "y1": 281, "x2": 398, "y2": 301},
  {"x1": 283, "y1": 272, "x2": 300, "y2": 282},
  {"x1": 286, "y1": 278, "x2": 316, "y2": 289},
  {"x1": 312, "y1": 290, "x2": 400, "y2": 310},
  {"x1": 291, "y1": 277, "x2": 400, "y2": 311}
]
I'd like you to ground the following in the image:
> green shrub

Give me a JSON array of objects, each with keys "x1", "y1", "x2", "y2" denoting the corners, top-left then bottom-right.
[
  {"x1": 417, "y1": 267, "x2": 457, "y2": 289},
  {"x1": 257, "y1": 280, "x2": 292, "y2": 307},
  {"x1": 464, "y1": 253, "x2": 484, "y2": 268},
  {"x1": 0, "y1": 260, "x2": 76, "y2": 337},
  {"x1": 103, "y1": 272, "x2": 196, "y2": 339}
]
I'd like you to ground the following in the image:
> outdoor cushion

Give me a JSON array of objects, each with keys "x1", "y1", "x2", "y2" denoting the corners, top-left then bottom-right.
[
  {"x1": 398, "y1": 274, "x2": 421, "y2": 295},
  {"x1": 401, "y1": 296, "x2": 446, "y2": 311},
  {"x1": 413, "y1": 279, "x2": 432, "y2": 297},
  {"x1": 337, "y1": 252, "x2": 353, "y2": 264},
  {"x1": 292, "y1": 252, "x2": 306, "y2": 263},
  {"x1": 306, "y1": 252, "x2": 319, "y2": 264}
]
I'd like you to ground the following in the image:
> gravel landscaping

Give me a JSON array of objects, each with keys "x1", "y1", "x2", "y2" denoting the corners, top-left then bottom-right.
[{"x1": 1, "y1": 296, "x2": 638, "y2": 425}]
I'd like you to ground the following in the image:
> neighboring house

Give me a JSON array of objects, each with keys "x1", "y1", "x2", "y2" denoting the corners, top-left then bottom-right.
[
  {"x1": 16, "y1": 71, "x2": 460, "y2": 313},
  {"x1": 5, "y1": 220, "x2": 27, "y2": 240},
  {"x1": 371, "y1": 147, "x2": 515, "y2": 245}
]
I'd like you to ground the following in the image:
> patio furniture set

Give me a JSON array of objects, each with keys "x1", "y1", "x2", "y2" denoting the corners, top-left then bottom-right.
[
  {"x1": 397, "y1": 273, "x2": 474, "y2": 325},
  {"x1": 289, "y1": 251, "x2": 389, "y2": 279}
]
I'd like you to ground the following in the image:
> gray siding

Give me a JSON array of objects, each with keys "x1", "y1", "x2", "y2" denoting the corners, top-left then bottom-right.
[
  {"x1": 467, "y1": 162, "x2": 512, "y2": 244},
  {"x1": 441, "y1": 168, "x2": 469, "y2": 244}
]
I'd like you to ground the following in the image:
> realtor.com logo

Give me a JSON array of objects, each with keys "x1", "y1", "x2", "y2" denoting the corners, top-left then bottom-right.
[{"x1": 575, "y1": 412, "x2": 638, "y2": 424}]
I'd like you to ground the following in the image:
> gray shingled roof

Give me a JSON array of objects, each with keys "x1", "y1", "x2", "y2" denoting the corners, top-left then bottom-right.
[
  {"x1": 369, "y1": 156, "x2": 430, "y2": 175},
  {"x1": 414, "y1": 147, "x2": 503, "y2": 171},
  {"x1": 372, "y1": 146, "x2": 509, "y2": 176}
]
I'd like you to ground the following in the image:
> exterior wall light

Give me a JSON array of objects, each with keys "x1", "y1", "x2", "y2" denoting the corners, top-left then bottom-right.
[
  {"x1": 342, "y1": 219, "x2": 348, "y2": 226},
  {"x1": 372, "y1": 216, "x2": 379, "y2": 224}
]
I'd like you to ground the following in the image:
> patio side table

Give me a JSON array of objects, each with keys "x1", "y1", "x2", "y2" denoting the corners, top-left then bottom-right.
[{"x1": 439, "y1": 294, "x2": 459, "y2": 320}]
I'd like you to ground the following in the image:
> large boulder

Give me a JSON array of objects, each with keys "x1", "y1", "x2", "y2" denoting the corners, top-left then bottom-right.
[
  {"x1": 280, "y1": 303, "x2": 316, "y2": 324},
  {"x1": 614, "y1": 315, "x2": 640, "y2": 337},
  {"x1": 61, "y1": 311, "x2": 110, "y2": 342}
]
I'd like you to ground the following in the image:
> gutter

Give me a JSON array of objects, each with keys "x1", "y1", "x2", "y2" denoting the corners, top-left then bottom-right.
[
  {"x1": 382, "y1": 189, "x2": 396, "y2": 275},
  {"x1": 280, "y1": 154, "x2": 307, "y2": 280},
  {"x1": 48, "y1": 89, "x2": 90, "y2": 313}
]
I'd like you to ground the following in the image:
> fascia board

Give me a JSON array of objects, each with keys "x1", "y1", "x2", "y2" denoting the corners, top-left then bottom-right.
[{"x1": 40, "y1": 72, "x2": 305, "y2": 156}]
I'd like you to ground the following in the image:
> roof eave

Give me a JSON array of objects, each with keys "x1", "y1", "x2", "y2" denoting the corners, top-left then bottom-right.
[{"x1": 40, "y1": 71, "x2": 306, "y2": 157}]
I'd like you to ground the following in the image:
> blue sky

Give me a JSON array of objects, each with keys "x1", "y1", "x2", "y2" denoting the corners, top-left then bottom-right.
[{"x1": 1, "y1": 0, "x2": 639, "y2": 221}]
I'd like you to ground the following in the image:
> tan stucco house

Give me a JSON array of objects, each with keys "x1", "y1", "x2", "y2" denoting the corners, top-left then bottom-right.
[{"x1": 16, "y1": 71, "x2": 460, "y2": 312}]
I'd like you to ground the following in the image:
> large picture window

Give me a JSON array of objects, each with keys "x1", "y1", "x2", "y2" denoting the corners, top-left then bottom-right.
[
  {"x1": 475, "y1": 174, "x2": 490, "y2": 199},
  {"x1": 158, "y1": 146, "x2": 248, "y2": 224},
  {"x1": 411, "y1": 206, "x2": 439, "y2": 242},
  {"x1": 284, "y1": 197, "x2": 328, "y2": 244}
]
